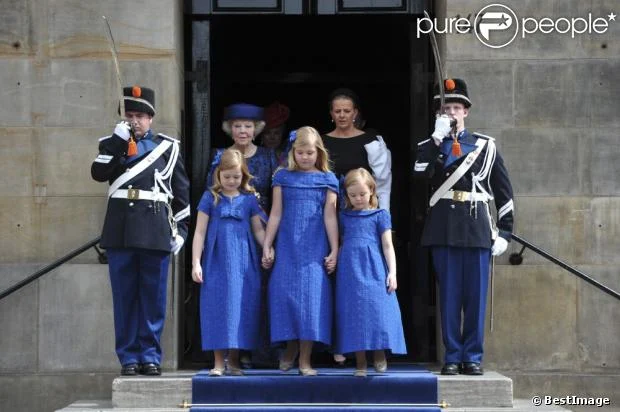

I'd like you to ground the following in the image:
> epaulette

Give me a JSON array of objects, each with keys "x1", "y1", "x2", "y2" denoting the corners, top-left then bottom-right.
[
  {"x1": 472, "y1": 132, "x2": 495, "y2": 141},
  {"x1": 417, "y1": 138, "x2": 431, "y2": 146},
  {"x1": 157, "y1": 133, "x2": 180, "y2": 143},
  {"x1": 98, "y1": 135, "x2": 112, "y2": 142}
]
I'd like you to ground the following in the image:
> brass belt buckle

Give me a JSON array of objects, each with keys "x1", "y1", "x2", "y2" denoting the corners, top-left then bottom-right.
[
  {"x1": 453, "y1": 191, "x2": 468, "y2": 202},
  {"x1": 127, "y1": 188, "x2": 140, "y2": 200}
]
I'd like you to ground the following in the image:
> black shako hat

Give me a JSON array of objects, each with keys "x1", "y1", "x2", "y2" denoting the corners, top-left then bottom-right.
[
  {"x1": 121, "y1": 85, "x2": 156, "y2": 116},
  {"x1": 433, "y1": 78, "x2": 472, "y2": 110}
]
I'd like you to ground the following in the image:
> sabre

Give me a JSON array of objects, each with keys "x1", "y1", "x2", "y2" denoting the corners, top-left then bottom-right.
[
  {"x1": 102, "y1": 16, "x2": 137, "y2": 153},
  {"x1": 102, "y1": 16, "x2": 126, "y2": 119},
  {"x1": 424, "y1": 10, "x2": 446, "y2": 109},
  {"x1": 423, "y1": 11, "x2": 458, "y2": 145}
]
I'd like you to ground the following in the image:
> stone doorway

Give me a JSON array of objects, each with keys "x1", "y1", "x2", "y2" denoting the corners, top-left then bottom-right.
[{"x1": 183, "y1": 13, "x2": 436, "y2": 367}]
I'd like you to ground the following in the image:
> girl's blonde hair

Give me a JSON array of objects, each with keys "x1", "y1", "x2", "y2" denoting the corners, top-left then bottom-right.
[
  {"x1": 343, "y1": 168, "x2": 379, "y2": 209},
  {"x1": 210, "y1": 148, "x2": 256, "y2": 204},
  {"x1": 287, "y1": 126, "x2": 330, "y2": 172}
]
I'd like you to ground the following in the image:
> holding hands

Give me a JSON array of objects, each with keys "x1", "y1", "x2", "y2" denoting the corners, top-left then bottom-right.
[
  {"x1": 262, "y1": 246, "x2": 275, "y2": 269},
  {"x1": 324, "y1": 251, "x2": 337, "y2": 274}
]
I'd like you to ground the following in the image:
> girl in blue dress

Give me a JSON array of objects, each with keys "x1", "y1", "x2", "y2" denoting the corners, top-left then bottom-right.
[
  {"x1": 191, "y1": 149, "x2": 267, "y2": 377},
  {"x1": 335, "y1": 168, "x2": 406, "y2": 377},
  {"x1": 262, "y1": 126, "x2": 339, "y2": 376}
]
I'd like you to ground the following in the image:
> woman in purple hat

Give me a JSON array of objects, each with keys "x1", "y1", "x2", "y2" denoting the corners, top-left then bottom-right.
[
  {"x1": 206, "y1": 103, "x2": 278, "y2": 213},
  {"x1": 205, "y1": 103, "x2": 279, "y2": 369}
]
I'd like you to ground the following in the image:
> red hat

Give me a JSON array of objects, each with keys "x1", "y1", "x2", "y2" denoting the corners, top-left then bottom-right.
[{"x1": 264, "y1": 101, "x2": 290, "y2": 129}]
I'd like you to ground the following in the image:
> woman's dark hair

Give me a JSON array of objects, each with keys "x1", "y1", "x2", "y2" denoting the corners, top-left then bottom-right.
[{"x1": 328, "y1": 88, "x2": 360, "y2": 111}]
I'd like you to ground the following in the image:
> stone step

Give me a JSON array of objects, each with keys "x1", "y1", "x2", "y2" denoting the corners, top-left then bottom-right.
[
  {"x1": 445, "y1": 398, "x2": 569, "y2": 411},
  {"x1": 56, "y1": 400, "x2": 177, "y2": 411},
  {"x1": 438, "y1": 371, "x2": 512, "y2": 407},
  {"x1": 58, "y1": 398, "x2": 569, "y2": 412},
  {"x1": 105, "y1": 370, "x2": 513, "y2": 409}
]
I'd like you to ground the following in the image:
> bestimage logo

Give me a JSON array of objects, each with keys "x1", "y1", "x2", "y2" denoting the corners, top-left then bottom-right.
[{"x1": 416, "y1": 3, "x2": 616, "y2": 49}]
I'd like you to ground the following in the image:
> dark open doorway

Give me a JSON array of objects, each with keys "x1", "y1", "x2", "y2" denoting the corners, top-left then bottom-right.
[{"x1": 183, "y1": 13, "x2": 435, "y2": 367}]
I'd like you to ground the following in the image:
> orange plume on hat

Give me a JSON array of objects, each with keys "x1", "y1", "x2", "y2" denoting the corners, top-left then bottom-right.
[
  {"x1": 132, "y1": 85, "x2": 142, "y2": 98},
  {"x1": 445, "y1": 79, "x2": 456, "y2": 92}
]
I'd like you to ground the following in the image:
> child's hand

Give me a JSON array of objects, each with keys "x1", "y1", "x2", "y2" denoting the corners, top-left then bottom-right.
[
  {"x1": 262, "y1": 247, "x2": 274, "y2": 269},
  {"x1": 324, "y1": 253, "x2": 337, "y2": 275},
  {"x1": 386, "y1": 272, "x2": 397, "y2": 293},
  {"x1": 192, "y1": 264, "x2": 203, "y2": 284}
]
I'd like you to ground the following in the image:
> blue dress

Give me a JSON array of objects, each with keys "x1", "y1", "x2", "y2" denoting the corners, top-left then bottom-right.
[
  {"x1": 197, "y1": 191, "x2": 266, "y2": 350},
  {"x1": 268, "y1": 169, "x2": 339, "y2": 345},
  {"x1": 206, "y1": 146, "x2": 278, "y2": 212},
  {"x1": 335, "y1": 209, "x2": 407, "y2": 355}
]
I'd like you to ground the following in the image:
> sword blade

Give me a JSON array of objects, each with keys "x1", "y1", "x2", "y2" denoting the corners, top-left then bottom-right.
[
  {"x1": 102, "y1": 16, "x2": 125, "y2": 118},
  {"x1": 424, "y1": 10, "x2": 445, "y2": 109}
]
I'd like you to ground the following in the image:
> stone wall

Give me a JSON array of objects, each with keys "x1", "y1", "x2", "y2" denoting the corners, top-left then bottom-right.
[
  {"x1": 439, "y1": 0, "x2": 619, "y2": 398},
  {"x1": 0, "y1": 1, "x2": 184, "y2": 411}
]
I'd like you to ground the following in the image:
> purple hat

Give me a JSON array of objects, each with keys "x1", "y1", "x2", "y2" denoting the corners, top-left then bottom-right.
[{"x1": 222, "y1": 103, "x2": 265, "y2": 136}]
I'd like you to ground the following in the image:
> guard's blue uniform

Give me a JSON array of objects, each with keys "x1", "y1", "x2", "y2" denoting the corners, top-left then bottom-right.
[
  {"x1": 413, "y1": 129, "x2": 514, "y2": 364},
  {"x1": 92, "y1": 130, "x2": 190, "y2": 367}
]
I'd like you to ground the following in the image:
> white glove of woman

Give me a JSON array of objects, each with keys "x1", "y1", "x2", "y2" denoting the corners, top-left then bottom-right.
[
  {"x1": 491, "y1": 237, "x2": 508, "y2": 256},
  {"x1": 431, "y1": 115, "x2": 452, "y2": 146}
]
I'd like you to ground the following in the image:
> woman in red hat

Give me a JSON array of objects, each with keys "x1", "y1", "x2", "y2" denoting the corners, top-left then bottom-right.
[{"x1": 260, "y1": 101, "x2": 291, "y2": 166}]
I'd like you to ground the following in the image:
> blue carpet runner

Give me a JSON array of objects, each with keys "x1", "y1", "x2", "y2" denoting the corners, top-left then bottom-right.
[{"x1": 191, "y1": 365, "x2": 439, "y2": 411}]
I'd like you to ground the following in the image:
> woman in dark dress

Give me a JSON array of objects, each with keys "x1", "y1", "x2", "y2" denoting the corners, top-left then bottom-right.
[
  {"x1": 322, "y1": 88, "x2": 393, "y2": 368},
  {"x1": 322, "y1": 88, "x2": 392, "y2": 211}
]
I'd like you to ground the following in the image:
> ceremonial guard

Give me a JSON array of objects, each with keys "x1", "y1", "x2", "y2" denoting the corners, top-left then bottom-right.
[
  {"x1": 91, "y1": 86, "x2": 190, "y2": 376},
  {"x1": 413, "y1": 78, "x2": 514, "y2": 375}
]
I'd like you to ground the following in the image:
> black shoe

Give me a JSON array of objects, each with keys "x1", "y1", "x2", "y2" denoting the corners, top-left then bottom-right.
[
  {"x1": 440, "y1": 363, "x2": 461, "y2": 375},
  {"x1": 120, "y1": 363, "x2": 139, "y2": 376},
  {"x1": 461, "y1": 362, "x2": 484, "y2": 375},
  {"x1": 139, "y1": 362, "x2": 162, "y2": 376},
  {"x1": 240, "y1": 353, "x2": 253, "y2": 369}
]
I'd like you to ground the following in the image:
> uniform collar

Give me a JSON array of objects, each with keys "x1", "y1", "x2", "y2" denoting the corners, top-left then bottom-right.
[{"x1": 136, "y1": 129, "x2": 153, "y2": 141}]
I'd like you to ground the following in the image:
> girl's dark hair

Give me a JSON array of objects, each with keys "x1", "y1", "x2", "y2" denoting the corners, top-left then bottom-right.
[{"x1": 328, "y1": 88, "x2": 360, "y2": 111}]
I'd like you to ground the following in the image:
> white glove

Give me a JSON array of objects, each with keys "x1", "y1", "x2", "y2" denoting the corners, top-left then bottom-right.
[
  {"x1": 170, "y1": 234, "x2": 185, "y2": 255},
  {"x1": 491, "y1": 237, "x2": 508, "y2": 256},
  {"x1": 431, "y1": 115, "x2": 452, "y2": 146},
  {"x1": 113, "y1": 121, "x2": 131, "y2": 141}
]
